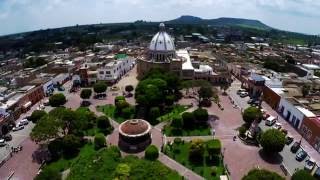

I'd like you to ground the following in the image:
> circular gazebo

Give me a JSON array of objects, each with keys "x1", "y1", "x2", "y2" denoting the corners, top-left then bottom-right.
[{"x1": 118, "y1": 119, "x2": 152, "y2": 153}]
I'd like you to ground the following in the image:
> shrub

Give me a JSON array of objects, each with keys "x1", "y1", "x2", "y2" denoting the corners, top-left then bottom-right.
[
  {"x1": 97, "y1": 116, "x2": 111, "y2": 130},
  {"x1": 239, "y1": 126, "x2": 247, "y2": 137},
  {"x1": 193, "y1": 108, "x2": 209, "y2": 123},
  {"x1": 171, "y1": 116, "x2": 183, "y2": 129},
  {"x1": 292, "y1": 169, "x2": 315, "y2": 180},
  {"x1": 242, "y1": 168, "x2": 284, "y2": 180},
  {"x1": 109, "y1": 145, "x2": 121, "y2": 158},
  {"x1": 94, "y1": 133, "x2": 106, "y2": 150},
  {"x1": 34, "y1": 167, "x2": 61, "y2": 180},
  {"x1": 260, "y1": 129, "x2": 286, "y2": 154},
  {"x1": 125, "y1": 85, "x2": 134, "y2": 93},
  {"x1": 93, "y1": 82, "x2": 107, "y2": 94},
  {"x1": 29, "y1": 110, "x2": 47, "y2": 123},
  {"x1": 80, "y1": 89, "x2": 92, "y2": 99},
  {"x1": 211, "y1": 166, "x2": 218, "y2": 176},
  {"x1": 207, "y1": 139, "x2": 222, "y2": 156},
  {"x1": 122, "y1": 107, "x2": 134, "y2": 119},
  {"x1": 173, "y1": 138, "x2": 182, "y2": 145},
  {"x1": 49, "y1": 93, "x2": 66, "y2": 107},
  {"x1": 115, "y1": 96, "x2": 125, "y2": 104},
  {"x1": 242, "y1": 107, "x2": 262, "y2": 125},
  {"x1": 182, "y1": 112, "x2": 194, "y2": 129},
  {"x1": 189, "y1": 139, "x2": 205, "y2": 162},
  {"x1": 145, "y1": 145, "x2": 159, "y2": 161},
  {"x1": 62, "y1": 134, "x2": 82, "y2": 159}
]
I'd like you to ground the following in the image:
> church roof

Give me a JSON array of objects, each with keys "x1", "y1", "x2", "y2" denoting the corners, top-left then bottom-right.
[{"x1": 149, "y1": 23, "x2": 175, "y2": 52}]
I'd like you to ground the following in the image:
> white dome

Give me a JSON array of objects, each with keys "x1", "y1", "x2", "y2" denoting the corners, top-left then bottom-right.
[{"x1": 149, "y1": 23, "x2": 175, "y2": 52}]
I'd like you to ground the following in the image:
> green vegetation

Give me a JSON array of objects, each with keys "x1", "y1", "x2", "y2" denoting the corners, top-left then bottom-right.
[
  {"x1": 242, "y1": 107, "x2": 262, "y2": 125},
  {"x1": 94, "y1": 133, "x2": 106, "y2": 150},
  {"x1": 291, "y1": 169, "x2": 315, "y2": 180},
  {"x1": 164, "y1": 138, "x2": 224, "y2": 179},
  {"x1": 29, "y1": 110, "x2": 47, "y2": 123},
  {"x1": 49, "y1": 93, "x2": 67, "y2": 107},
  {"x1": 23, "y1": 57, "x2": 47, "y2": 68},
  {"x1": 93, "y1": 82, "x2": 107, "y2": 94},
  {"x1": 80, "y1": 89, "x2": 92, "y2": 100},
  {"x1": 144, "y1": 145, "x2": 159, "y2": 161},
  {"x1": 97, "y1": 102, "x2": 135, "y2": 124},
  {"x1": 260, "y1": 129, "x2": 286, "y2": 154},
  {"x1": 164, "y1": 108, "x2": 211, "y2": 136},
  {"x1": 242, "y1": 168, "x2": 284, "y2": 180},
  {"x1": 157, "y1": 105, "x2": 187, "y2": 122}
]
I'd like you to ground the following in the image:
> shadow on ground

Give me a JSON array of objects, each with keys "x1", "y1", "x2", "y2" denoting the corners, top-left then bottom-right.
[{"x1": 258, "y1": 149, "x2": 283, "y2": 165}]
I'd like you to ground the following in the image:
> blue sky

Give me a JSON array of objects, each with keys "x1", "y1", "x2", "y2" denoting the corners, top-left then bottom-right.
[{"x1": 0, "y1": 0, "x2": 319, "y2": 36}]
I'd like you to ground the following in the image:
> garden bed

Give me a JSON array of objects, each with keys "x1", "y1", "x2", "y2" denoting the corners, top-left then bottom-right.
[{"x1": 163, "y1": 125, "x2": 211, "y2": 136}]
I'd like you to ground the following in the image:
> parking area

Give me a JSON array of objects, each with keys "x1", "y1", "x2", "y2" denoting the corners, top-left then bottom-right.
[{"x1": 228, "y1": 78, "x2": 320, "y2": 176}]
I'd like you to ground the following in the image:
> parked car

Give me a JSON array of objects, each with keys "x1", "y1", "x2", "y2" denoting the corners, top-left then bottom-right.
[
  {"x1": 305, "y1": 159, "x2": 315, "y2": 171},
  {"x1": 43, "y1": 99, "x2": 50, "y2": 106},
  {"x1": 291, "y1": 142, "x2": 301, "y2": 153},
  {"x1": 19, "y1": 119, "x2": 29, "y2": 126},
  {"x1": 265, "y1": 116, "x2": 276, "y2": 126},
  {"x1": 58, "y1": 86, "x2": 65, "y2": 91},
  {"x1": 273, "y1": 122, "x2": 282, "y2": 130},
  {"x1": 12, "y1": 125, "x2": 24, "y2": 131},
  {"x1": 0, "y1": 139, "x2": 6, "y2": 146},
  {"x1": 237, "y1": 89, "x2": 246, "y2": 95},
  {"x1": 247, "y1": 99, "x2": 254, "y2": 104},
  {"x1": 285, "y1": 136, "x2": 294, "y2": 145},
  {"x1": 3, "y1": 134, "x2": 12, "y2": 141},
  {"x1": 239, "y1": 92, "x2": 249, "y2": 98},
  {"x1": 296, "y1": 150, "x2": 308, "y2": 161}
]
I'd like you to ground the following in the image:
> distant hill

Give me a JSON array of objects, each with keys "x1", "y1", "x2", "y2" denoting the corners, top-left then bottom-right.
[{"x1": 167, "y1": 15, "x2": 272, "y2": 30}]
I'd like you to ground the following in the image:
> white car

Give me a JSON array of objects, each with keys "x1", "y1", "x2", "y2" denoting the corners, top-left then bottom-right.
[
  {"x1": 0, "y1": 139, "x2": 5, "y2": 146},
  {"x1": 265, "y1": 116, "x2": 276, "y2": 126},
  {"x1": 239, "y1": 92, "x2": 249, "y2": 98},
  {"x1": 12, "y1": 125, "x2": 24, "y2": 131},
  {"x1": 19, "y1": 119, "x2": 29, "y2": 126},
  {"x1": 273, "y1": 122, "x2": 282, "y2": 130}
]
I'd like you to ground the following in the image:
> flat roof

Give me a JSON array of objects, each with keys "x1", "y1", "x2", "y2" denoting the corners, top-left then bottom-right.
[
  {"x1": 176, "y1": 49, "x2": 194, "y2": 70},
  {"x1": 296, "y1": 106, "x2": 316, "y2": 117}
]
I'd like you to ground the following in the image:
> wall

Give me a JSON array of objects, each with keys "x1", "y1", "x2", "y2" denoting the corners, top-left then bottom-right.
[
  {"x1": 278, "y1": 98, "x2": 305, "y2": 129},
  {"x1": 300, "y1": 117, "x2": 320, "y2": 153},
  {"x1": 263, "y1": 86, "x2": 281, "y2": 109}
]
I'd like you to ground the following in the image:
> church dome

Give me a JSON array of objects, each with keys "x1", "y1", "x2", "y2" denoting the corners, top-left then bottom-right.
[{"x1": 149, "y1": 23, "x2": 175, "y2": 52}]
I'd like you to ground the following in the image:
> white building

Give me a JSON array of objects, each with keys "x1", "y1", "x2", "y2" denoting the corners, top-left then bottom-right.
[
  {"x1": 278, "y1": 97, "x2": 315, "y2": 129},
  {"x1": 97, "y1": 55, "x2": 135, "y2": 83}
]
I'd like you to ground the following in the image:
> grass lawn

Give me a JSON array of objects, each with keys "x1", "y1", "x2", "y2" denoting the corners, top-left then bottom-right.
[
  {"x1": 157, "y1": 105, "x2": 188, "y2": 122},
  {"x1": 164, "y1": 141, "x2": 225, "y2": 180},
  {"x1": 163, "y1": 125, "x2": 211, "y2": 136},
  {"x1": 96, "y1": 105, "x2": 127, "y2": 124}
]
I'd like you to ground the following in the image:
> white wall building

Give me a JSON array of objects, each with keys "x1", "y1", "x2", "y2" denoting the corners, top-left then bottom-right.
[
  {"x1": 278, "y1": 97, "x2": 315, "y2": 129},
  {"x1": 97, "y1": 56, "x2": 135, "y2": 83}
]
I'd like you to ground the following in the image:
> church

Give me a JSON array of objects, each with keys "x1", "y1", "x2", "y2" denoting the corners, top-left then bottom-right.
[{"x1": 137, "y1": 23, "x2": 230, "y2": 84}]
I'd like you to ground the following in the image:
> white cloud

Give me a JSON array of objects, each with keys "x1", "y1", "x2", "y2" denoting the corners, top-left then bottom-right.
[{"x1": 0, "y1": 0, "x2": 319, "y2": 35}]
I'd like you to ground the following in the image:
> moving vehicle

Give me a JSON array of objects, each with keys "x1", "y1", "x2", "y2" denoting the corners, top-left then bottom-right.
[
  {"x1": 12, "y1": 125, "x2": 24, "y2": 131},
  {"x1": 296, "y1": 150, "x2": 308, "y2": 161},
  {"x1": 265, "y1": 116, "x2": 276, "y2": 126},
  {"x1": 285, "y1": 136, "x2": 294, "y2": 145},
  {"x1": 305, "y1": 159, "x2": 315, "y2": 171},
  {"x1": 291, "y1": 142, "x2": 300, "y2": 153}
]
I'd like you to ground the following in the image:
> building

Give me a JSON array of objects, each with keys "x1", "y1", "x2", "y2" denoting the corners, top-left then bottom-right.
[
  {"x1": 137, "y1": 23, "x2": 229, "y2": 83},
  {"x1": 300, "y1": 117, "x2": 320, "y2": 153},
  {"x1": 97, "y1": 54, "x2": 135, "y2": 83}
]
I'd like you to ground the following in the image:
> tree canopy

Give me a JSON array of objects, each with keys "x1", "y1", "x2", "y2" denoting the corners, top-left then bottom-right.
[
  {"x1": 242, "y1": 107, "x2": 263, "y2": 125},
  {"x1": 145, "y1": 145, "x2": 159, "y2": 161},
  {"x1": 291, "y1": 169, "x2": 315, "y2": 180},
  {"x1": 93, "y1": 82, "x2": 107, "y2": 94},
  {"x1": 80, "y1": 89, "x2": 92, "y2": 99},
  {"x1": 49, "y1": 93, "x2": 67, "y2": 107},
  {"x1": 260, "y1": 129, "x2": 286, "y2": 154},
  {"x1": 29, "y1": 110, "x2": 47, "y2": 123}
]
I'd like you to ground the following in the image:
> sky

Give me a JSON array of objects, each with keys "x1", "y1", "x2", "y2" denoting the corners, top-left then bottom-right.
[{"x1": 0, "y1": 0, "x2": 320, "y2": 36}]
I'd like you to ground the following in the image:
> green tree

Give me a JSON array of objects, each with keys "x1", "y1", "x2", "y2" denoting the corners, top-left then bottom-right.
[
  {"x1": 242, "y1": 169, "x2": 284, "y2": 180},
  {"x1": 115, "y1": 163, "x2": 131, "y2": 179},
  {"x1": 207, "y1": 139, "x2": 221, "y2": 158},
  {"x1": 31, "y1": 116, "x2": 61, "y2": 142},
  {"x1": 49, "y1": 93, "x2": 66, "y2": 107},
  {"x1": 29, "y1": 110, "x2": 47, "y2": 123},
  {"x1": 193, "y1": 108, "x2": 209, "y2": 123},
  {"x1": 62, "y1": 134, "x2": 82, "y2": 158},
  {"x1": 80, "y1": 89, "x2": 92, "y2": 100},
  {"x1": 198, "y1": 86, "x2": 213, "y2": 106},
  {"x1": 292, "y1": 169, "x2": 315, "y2": 180},
  {"x1": 34, "y1": 167, "x2": 61, "y2": 180},
  {"x1": 149, "y1": 107, "x2": 160, "y2": 123},
  {"x1": 182, "y1": 112, "x2": 194, "y2": 129},
  {"x1": 145, "y1": 145, "x2": 159, "y2": 161},
  {"x1": 189, "y1": 139, "x2": 205, "y2": 162},
  {"x1": 48, "y1": 138, "x2": 63, "y2": 161},
  {"x1": 260, "y1": 129, "x2": 286, "y2": 154},
  {"x1": 242, "y1": 107, "x2": 262, "y2": 125},
  {"x1": 93, "y1": 82, "x2": 107, "y2": 94},
  {"x1": 171, "y1": 116, "x2": 183, "y2": 130},
  {"x1": 97, "y1": 116, "x2": 111, "y2": 130},
  {"x1": 94, "y1": 133, "x2": 106, "y2": 149}
]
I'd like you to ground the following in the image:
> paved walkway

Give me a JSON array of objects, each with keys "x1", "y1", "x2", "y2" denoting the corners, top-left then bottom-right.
[{"x1": 158, "y1": 153, "x2": 204, "y2": 180}]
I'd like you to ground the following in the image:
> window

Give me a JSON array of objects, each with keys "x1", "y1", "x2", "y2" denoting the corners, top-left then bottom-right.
[
  {"x1": 99, "y1": 71, "x2": 104, "y2": 75},
  {"x1": 105, "y1": 71, "x2": 111, "y2": 75}
]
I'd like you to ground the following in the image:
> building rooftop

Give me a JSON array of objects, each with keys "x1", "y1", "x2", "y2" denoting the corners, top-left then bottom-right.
[{"x1": 177, "y1": 49, "x2": 194, "y2": 70}]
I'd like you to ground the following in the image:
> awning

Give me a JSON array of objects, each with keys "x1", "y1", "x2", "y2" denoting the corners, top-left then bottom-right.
[{"x1": 23, "y1": 101, "x2": 32, "y2": 108}]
